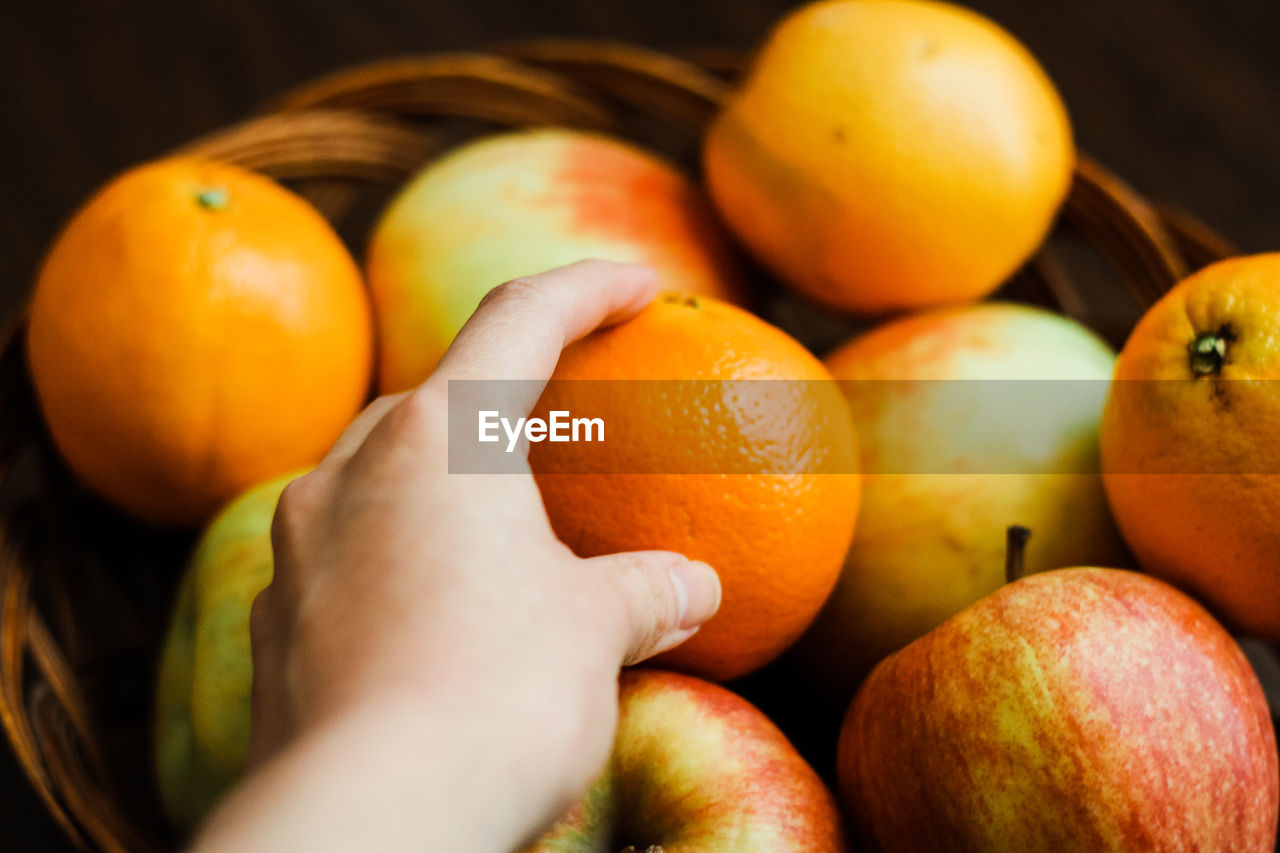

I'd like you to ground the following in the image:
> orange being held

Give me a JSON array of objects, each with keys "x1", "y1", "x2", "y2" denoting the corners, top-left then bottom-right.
[
  {"x1": 26, "y1": 157, "x2": 373, "y2": 526},
  {"x1": 704, "y1": 0, "x2": 1074, "y2": 314},
  {"x1": 1101, "y1": 253, "x2": 1280, "y2": 640},
  {"x1": 529, "y1": 294, "x2": 860, "y2": 681}
]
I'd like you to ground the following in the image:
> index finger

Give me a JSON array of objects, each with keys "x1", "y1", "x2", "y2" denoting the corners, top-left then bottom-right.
[
  {"x1": 320, "y1": 260, "x2": 658, "y2": 469},
  {"x1": 431, "y1": 259, "x2": 658, "y2": 415}
]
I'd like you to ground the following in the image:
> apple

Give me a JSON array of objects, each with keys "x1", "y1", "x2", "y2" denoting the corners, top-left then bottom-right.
[
  {"x1": 154, "y1": 471, "x2": 298, "y2": 830},
  {"x1": 839, "y1": 566, "x2": 1279, "y2": 851},
  {"x1": 798, "y1": 303, "x2": 1129, "y2": 694},
  {"x1": 527, "y1": 668, "x2": 847, "y2": 852},
  {"x1": 366, "y1": 128, "x2": 747, "y2": 393}
]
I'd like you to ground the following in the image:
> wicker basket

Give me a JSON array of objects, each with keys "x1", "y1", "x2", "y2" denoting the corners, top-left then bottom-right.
[{"x1": 0, "y1": 39, "x2": 1269, "y2": 852}]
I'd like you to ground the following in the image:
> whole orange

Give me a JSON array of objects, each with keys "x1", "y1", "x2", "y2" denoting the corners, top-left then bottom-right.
[
  {"x1": 1101, "y1": 254, "x2": 1280, "y2": 641},
  {"x1": 529, "y1": 294, "x2": 860, "y2": 681},
  {"x1": 703, "y1": 0, "x2": 1073, "y2": 314},
  {"x1": 27, "y1": 158, "x2": 373, "y2": 526}
]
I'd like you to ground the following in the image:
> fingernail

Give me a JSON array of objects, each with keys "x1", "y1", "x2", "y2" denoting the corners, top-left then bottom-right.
[{"x1": 669, "y1": 560, "x2": 721, "y2": 631}]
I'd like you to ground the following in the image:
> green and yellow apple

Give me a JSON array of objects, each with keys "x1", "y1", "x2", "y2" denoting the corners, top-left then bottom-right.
[
  {"x1": 366, "y1": 128, "x2": 747, "y2": 392},
  {"x1": 154, "y1": 471, "x2": 296, "y2": 830},
  {"x1": 798, "y1": 303, "x2": 1128, "y2": 694},
  {"x1": 528, "y1": 668, "x2": 846, "y2": 852},
  {"x1": 839, "y1": 567, "x2": 1279, "y2": 851}
]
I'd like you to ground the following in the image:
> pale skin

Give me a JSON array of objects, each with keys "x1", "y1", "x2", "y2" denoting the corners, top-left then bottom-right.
[{"x1": 191, "y1": 260, "x2": 722, "y2": 853}]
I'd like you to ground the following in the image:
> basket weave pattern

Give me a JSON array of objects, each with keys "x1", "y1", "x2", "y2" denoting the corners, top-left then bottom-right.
[{"x1": 0, "y1": 40, "x2": 1242, "y2": 852}]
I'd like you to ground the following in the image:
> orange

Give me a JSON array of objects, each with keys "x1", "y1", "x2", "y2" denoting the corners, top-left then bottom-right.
[
  {"x1": 27, "y1": 158, "x2": 373, "y2": 526},
  {"x1": 529, "y1": 294, "x2": 860, "y2": 681},
  {"x1": 703, "y1": 0, "x2": 1074, "y2": 314},
  {"x1": 1100, "y1": 254, "x2": 1280, "y2": 640}
]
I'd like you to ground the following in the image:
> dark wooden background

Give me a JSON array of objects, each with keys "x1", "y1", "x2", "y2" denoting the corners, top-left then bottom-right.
[{"x1": 1, "y1": 0, "x2": 1277, "y2": 848}]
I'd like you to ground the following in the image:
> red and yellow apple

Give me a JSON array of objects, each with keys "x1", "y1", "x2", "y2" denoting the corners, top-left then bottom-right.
[
  {"x1": 839, "y1": 568, "x2": 1279, "y2": 850},
  {"x1": 798, "y1": 303, "x2": 1128, "y2": 694},
  {"x1": 366, "y1": 128, "x2": 747, "y2": 392},
  {"x1": 527, "y1": 668, "x2": 847, "y2": 852}
]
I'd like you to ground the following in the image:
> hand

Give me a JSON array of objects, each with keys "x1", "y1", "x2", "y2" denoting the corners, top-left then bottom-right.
[{"x1": 191, "y1": 260, "x2": 722, "y2": 853}]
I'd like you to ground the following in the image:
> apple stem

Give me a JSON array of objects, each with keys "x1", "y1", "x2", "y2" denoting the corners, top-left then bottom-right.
[
  {"x1": 620, "y1": 846, "x2": 664, "y2": 853},
  {"x1": 1005, "y1": 525, "x2": 1031, "y2": 585}
]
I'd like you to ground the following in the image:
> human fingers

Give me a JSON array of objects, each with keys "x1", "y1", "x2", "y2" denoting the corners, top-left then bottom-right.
[
  {"x1": 431, "y1": 259, "x2": 658, "y2": 416},
  {"x1": 316, "y1": 392, "x2": 410, "y2": 469},
  {"x1": 584, "y1": 550, "x2": 722, "y2": 667}
]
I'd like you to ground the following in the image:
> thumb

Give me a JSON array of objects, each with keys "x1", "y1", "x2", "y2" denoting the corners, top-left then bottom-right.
[{"x1": 587, "y1": 551, "x2": 722, "y2": 666}]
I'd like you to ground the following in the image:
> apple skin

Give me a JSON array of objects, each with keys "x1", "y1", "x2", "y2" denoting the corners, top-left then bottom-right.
[
  {"x1": 798, "y1": 303, "x2": 1129, "y2": 695},
  {"x1": 366, "y1": 128, "x2": 747, "y2": 393},
  {"x1": 839, "y1": 568, "x2": 1279, "y2": 852},
  {"x1": 154, "y1": 471, "x2": 298, "y2": 830},
  {"x1": 527, "y1": 668, "x2": 847, "y2": 852}
]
